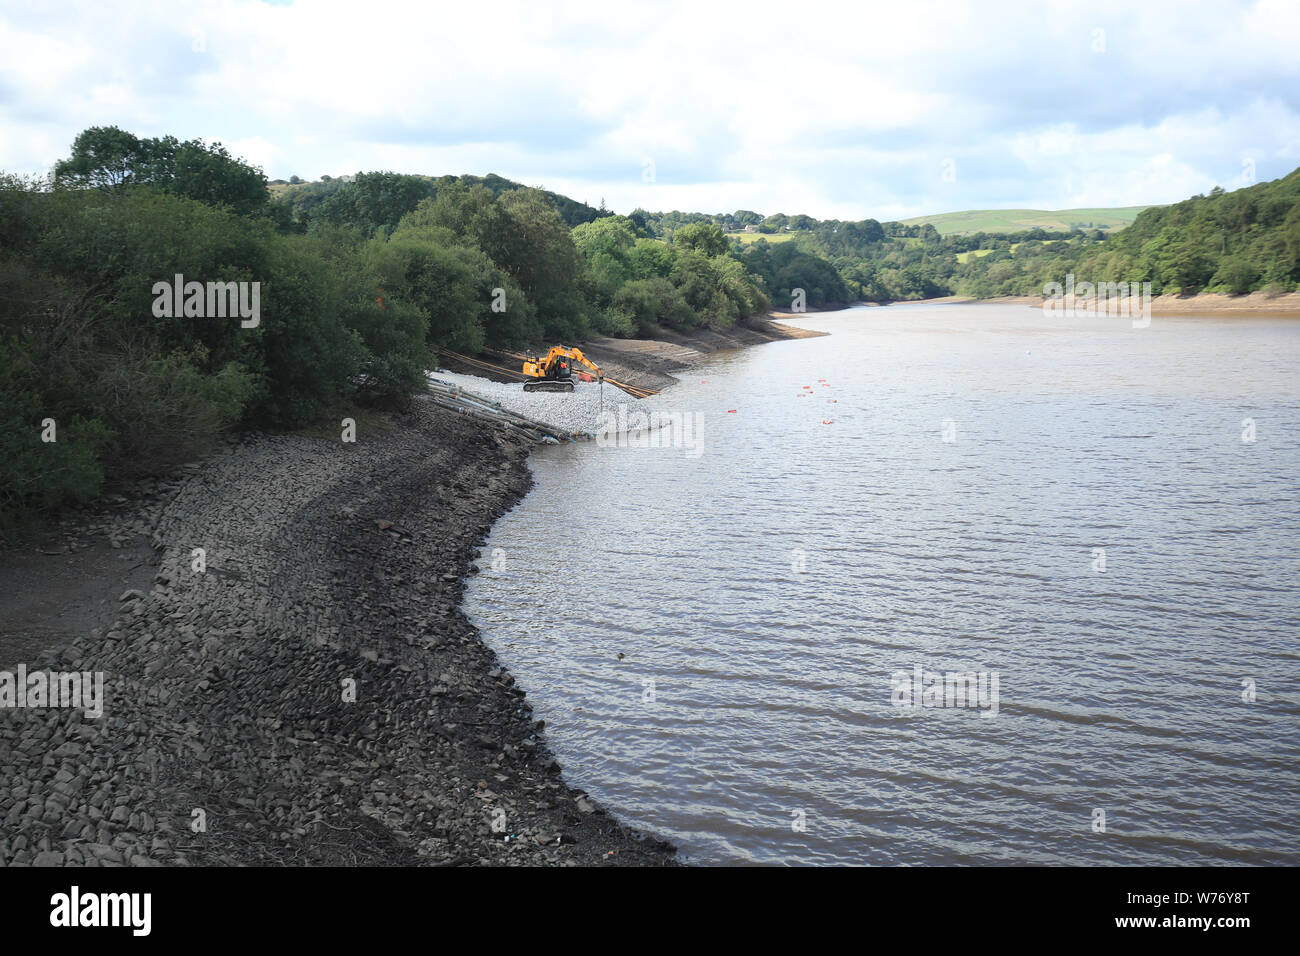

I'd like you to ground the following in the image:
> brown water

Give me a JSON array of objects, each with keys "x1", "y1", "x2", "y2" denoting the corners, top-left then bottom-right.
[{"x1": 465, "y1": 303, "x2": 1300, "y2": 865}]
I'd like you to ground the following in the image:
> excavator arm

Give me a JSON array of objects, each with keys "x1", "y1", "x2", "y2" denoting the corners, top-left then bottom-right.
[{"x1": 564, "y1": 348, "x2": 604, "y2": 381}]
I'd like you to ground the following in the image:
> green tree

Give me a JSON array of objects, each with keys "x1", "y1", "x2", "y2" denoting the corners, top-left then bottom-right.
[
  {"x1": 312, "y1": 172, "x2": 436, "y2": 236},
  {"x1": 674, "y1": 222, "x2": 729, "y2": 257},
  {"x1": 628, "y1": 238, "x2": 678, "y2": 279},
  {"x1": 166, "y1": 138, "x2": 270, "y2": 216},
  {"x1": 1209, "y1": 255, "x2": 1258, "y2": 293},
  {"x1": 572, "y1": 215, "x2": 637, "y2": 302},
  {"x1": 52, "y1": 126, "x2": 152, "y2": 190},
  {"x1": 404, "y1": 184, "x2": 592, "y2": 339},
  {"x1": 53, "y1": 127, "x2": 269, "y2": 215}
]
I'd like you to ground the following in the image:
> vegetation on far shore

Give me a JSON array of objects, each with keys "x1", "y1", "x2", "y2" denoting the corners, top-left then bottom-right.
[
  {"x1": 635, "y1": 169, "x2": 1300, "y2": 303},
  {"x1": 3, "y1": 124, "x2": 1298, "y2": 527}
]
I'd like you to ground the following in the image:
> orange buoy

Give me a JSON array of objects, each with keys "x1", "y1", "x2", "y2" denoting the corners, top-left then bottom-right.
[{"x1": 822, "y1": 419, "x2": 833, "y2": 425}]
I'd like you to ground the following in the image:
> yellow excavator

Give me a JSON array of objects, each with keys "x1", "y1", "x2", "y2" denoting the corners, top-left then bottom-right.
[{"x1": 521, "y1": 346, "x2": 604, "y2": 393}]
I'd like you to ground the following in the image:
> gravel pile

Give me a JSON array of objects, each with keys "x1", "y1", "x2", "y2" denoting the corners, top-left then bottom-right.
[
  {"x1": 429, "y1": 371, "x2": 648, "y2": 436},
  {"x1": 0, "y1": 400, "x2": 675, "y2": 867}
]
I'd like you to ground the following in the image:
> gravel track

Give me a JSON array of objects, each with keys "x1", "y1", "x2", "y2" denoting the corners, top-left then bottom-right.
[{"x1": 429, "y1": 372, "x2": 647, "y2": 436}]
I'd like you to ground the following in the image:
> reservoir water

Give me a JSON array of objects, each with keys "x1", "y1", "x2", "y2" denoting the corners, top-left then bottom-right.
[{"x1": 464, "y1": 303, "x2": 1300, "y2": 865}]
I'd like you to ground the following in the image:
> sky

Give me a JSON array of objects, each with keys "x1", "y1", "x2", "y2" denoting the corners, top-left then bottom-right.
[{"x1": 2, "y1": 0, "x2": 1299, "y2": 221}]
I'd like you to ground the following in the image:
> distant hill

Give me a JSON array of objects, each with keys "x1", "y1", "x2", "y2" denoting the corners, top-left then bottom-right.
[{"x1": 899, "y1": 205, "x2": 1153, "y2": 236}]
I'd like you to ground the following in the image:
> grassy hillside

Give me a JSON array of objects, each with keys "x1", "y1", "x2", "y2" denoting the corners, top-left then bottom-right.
[
  {"x1": 947, "y1": 169, "x2": 1300, "y2": 296},
  {"x1": 954, "y1": 238, "x2": 1068, "y2": 263},
  {"x1": 900, "y1": 205, "x2": 1152, "y2": 236},
  {"x1": 724, "y1": 230, "x2": 797, "y2": 244}
]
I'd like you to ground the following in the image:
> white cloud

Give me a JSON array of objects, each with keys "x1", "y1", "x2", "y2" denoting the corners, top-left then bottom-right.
[{"x1": 1, "y1": 0, "x2": 1298, "y2": 217}]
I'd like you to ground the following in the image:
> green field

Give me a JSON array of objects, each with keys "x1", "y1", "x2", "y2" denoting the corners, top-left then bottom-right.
[
  {"x1": 900, "y1": 205, "x2": 1152, "y2": 236},
  {"x1": 726, "y1": 231, "x2": 798, "y2": 244},
  {"x1": 955, "y1": 239, "x2": 1069, "y2": 262}
]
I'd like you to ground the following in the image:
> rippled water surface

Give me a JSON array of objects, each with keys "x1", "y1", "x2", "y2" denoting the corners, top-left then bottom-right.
[{"x1": 464, "y1": 303, "x2": 1300, "y2": 865}]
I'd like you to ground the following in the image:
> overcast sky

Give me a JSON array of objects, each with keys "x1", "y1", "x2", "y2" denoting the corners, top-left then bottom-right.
[{"x1": 2, "y1": 0, "x2": 1298, "y2": 220}]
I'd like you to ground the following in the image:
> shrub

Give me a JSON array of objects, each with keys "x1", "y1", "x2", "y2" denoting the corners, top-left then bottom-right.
[{"x1": 0, "y1": 345, "x2": 111, "y2": 527}]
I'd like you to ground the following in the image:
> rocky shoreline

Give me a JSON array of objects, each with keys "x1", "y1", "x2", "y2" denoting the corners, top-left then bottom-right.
[{"x1": 0, "y1": 399, "x2": 677, "y2": 866}]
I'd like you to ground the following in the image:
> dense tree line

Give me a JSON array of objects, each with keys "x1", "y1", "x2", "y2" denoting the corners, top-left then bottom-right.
[
  {"x1": 738, "y1": 241, "x2": 849, "y2": 308},
  {"x1": 1, "y1": 129, "x2": 786, "y2": 526},
  {"x1": 571, "y1": 219, "x2": 769, "y2": 333},
  {"x1": 274, "y1": 171, "x2": 608, "y2": 235},
  {"x1": 635, "y1": 168, "x2": 1300, "y2": 302}
]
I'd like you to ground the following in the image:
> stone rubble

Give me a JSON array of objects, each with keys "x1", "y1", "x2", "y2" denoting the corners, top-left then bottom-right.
[
  {"x1": 429, "y1": 372, "x2": 663, "y2": 437},
  {"x1": 0, "y1": 399, "x2": 676, "y2": 867}
]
